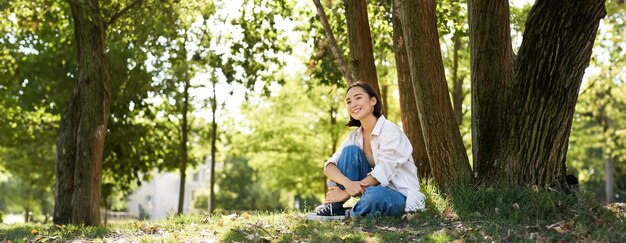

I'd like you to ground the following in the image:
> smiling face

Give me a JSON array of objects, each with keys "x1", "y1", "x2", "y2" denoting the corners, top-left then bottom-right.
[{"x1": 346, "y1": 86, "x2": 377, "y2": 121}]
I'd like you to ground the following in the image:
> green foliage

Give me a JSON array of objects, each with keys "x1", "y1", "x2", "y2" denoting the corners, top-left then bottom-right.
[
  {"x1": 304, "y1": 0, "x2": 350, "y2": 87},
  {"x1": 215, "y1": 156, "x2": 282, "y2": 211},
  {"x1": 568, "y1": 0, "x2": 626, "y2": 200}
]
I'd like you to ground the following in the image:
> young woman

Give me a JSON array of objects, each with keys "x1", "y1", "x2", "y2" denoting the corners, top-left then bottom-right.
[{"x1": 315, "y1": 82, "x2": 426, "y2": 217}]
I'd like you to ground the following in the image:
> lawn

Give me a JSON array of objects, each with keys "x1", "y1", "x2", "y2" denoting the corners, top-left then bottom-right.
[{"x1": 2, "y1": 184, "x2": 625, "y2": 242}]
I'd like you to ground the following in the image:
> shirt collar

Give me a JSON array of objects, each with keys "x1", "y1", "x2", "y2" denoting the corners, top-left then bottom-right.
[{"x1": 371, "y1": 115, "x2": 386, "y2": 136}]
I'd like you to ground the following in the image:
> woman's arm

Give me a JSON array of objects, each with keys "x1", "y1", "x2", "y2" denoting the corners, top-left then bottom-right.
[
  {"x1": 325, "y1": 163, "x2": 364, "y2": 196},
  {"x1": 359, "y1": 175, "x2": 380, "y2": 188}
]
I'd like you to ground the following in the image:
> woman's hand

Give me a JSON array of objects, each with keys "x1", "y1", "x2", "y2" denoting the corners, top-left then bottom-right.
[
  {"x1": 343, "y1": 180, "x2": 365, "y2": 196},
  {"x1": 359, "y1": 175, "x2": 380, "y2": 189},
  {"x1": 324, "y1": 186, "x2": 350, "y2": 203}
]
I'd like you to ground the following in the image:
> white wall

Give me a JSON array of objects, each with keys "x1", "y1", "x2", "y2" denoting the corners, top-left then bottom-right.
[{"x1": 125, "y1": 158, "x2": 213, "y2": 219}]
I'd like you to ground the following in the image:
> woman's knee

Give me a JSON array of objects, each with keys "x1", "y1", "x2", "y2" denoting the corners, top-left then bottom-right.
[{"x1": 342, "y1": 145, "x2": 361, "y2": 154}]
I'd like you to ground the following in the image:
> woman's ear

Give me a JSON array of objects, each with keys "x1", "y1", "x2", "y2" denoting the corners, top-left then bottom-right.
[{"x1": 370, "y1": 96, "x2": 377, "y2": 106}]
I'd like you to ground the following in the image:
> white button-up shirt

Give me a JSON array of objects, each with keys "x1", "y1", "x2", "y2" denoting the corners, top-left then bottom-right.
[{"x1": 324, "y1": 115, "x2": 426, "y2": 212}]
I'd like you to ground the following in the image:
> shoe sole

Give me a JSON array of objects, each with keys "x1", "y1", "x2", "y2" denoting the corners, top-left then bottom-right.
[{"x1": 305, "y1": 213, "x2": 346, "y2": 221}]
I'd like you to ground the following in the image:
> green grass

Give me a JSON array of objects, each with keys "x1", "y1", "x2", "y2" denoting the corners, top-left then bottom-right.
[{"x1": 2, "y1": 184, "x2": 625, "y2": 242}]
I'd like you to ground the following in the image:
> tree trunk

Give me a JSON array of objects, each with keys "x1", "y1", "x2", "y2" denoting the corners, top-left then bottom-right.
[
  {"x1": 54, "y1": 0, "x2": 110, "y2": 226},
  {"x1": 397, "y1": 0, "x2": 472, "y2": 186},
  {"x1": 504, "y1": 0, "x2": 606, "y2": 186},
  {"x1": 209, "y1": 80, "x2": 218, "y2": 214},
  {"x1": 605, "y1": 155, "x2": 614, "y2": 202},
  {"x1": 177, "y1": 80, "x2": 190, "y2": 214},
  {"x1": 451, "y1": 36, "x2": 465, "y2": 126},
  {"x1": 381, "y1": 84, "x2": 389, "y2": 116},
  {"x1": 392, "y1": 0, "x2": 430, "y2": 179},
  {"x1": 599, "y1": 104, "x2": 614, "y2": 202},
  {"x1": 312, "y1": 0, "x2": 354, "y2": 84},
  {"x1": 468, "y1": 0, "x2": 514, "y2": 183},
  {"x1": 24, "y1": 207, "x2": 29, "y2": 223},
  {"x1": 343, "y1": 0, "x2": 381, "y2": 94},
  {"x1": 326, "y1": 104, "x2": 340, "y2": 194}
]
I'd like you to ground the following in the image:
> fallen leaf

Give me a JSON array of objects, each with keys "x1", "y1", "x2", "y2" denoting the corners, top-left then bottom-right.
[
  {"x1": 532, "y1": 185, "x2": 539, "y2": 192},
  {"x1": 443, "y1": 207, "x2": 459, "y2": 220},
  {"x1": 288, "y1": 213, "x2": 303, "y2": 220},
  {"x1": 224, "y1": 213, "x2": 238, "y2": 220},
  {"x1": 529, "y1": 232, "x2": 540, "y2": 240},
  {"x1": 552, "y1": 226, "x2": 567, "y2": 234},
  {"x1": 376, "y1": 226, "x2": 399, "y2": 231},
  {"x1": 546, "y1": 221, "x2": 565, "y2": 229},
  {"x1": 512, "y1": 203, "x2": 520, "y2": 210}
]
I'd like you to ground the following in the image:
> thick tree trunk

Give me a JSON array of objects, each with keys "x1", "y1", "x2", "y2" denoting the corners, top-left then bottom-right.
[
  {"x1": 177, "y1": 80, "x2": 190, "y2": 214},
  {"x1": 504, "y1": 0, "x2": 606, "y2": 186},
  {"x1": 343, "y1": 0, "x2": 380, "y2": 94},
  {"x1": 54, "y1": 0, "x2": 110, "y2": 226},
  {"x1": 397, "y1": 0, "x2": 472, "y2": 186},
  {"x1": 312, "y1": 0, "x2": 354, "y2": 84},
  {"x1": 209, "y1": 80, "x2": 218, "y2": 213},
  {"x1": 392, "y1": 0, "x2": 430, "y2": 179},
  {"x1": 468, "y1": 0, "x2": 514, "y2": 183}
]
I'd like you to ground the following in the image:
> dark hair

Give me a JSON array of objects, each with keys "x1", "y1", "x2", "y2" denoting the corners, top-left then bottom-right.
[{"x1": 345, "y1": 82, "x2": 383, "y2": 127}]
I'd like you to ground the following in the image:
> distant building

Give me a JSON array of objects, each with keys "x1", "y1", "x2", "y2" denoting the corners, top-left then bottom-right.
[{"x1": 125, "y1": 157, "x2": 214, "y2": 219}]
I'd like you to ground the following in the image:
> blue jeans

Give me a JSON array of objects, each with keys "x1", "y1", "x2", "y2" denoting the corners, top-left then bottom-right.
[{"x1": 329, "y1": 145, "x2": 406, "y2": 217}]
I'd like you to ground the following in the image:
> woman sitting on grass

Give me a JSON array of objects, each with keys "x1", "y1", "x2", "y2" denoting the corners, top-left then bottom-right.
[{"x1": 315, "y1": 82, "x2": 426, "y2": 218}]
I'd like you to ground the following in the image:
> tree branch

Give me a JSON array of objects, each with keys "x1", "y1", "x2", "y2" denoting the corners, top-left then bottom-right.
[
  {"x1": 311, "y1": 0, "x2": 354, "y2": 84},
  {"x1": 105, "y1": 0, "x2": 143, "y2": 30}
]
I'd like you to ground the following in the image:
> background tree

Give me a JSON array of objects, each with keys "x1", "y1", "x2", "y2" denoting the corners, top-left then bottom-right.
[
  {"x1": 343, "y1": 0, "x2": 381, "y2": 96},
  {"x1": 392, "y1": 0, "x2": 430, "y2": 178},
  {"x1": 397, "y1": 0, "x2": 472, "y2": 186},
  {"x1": 568, "y1": 0, "x2": 626, "y2": 201}
]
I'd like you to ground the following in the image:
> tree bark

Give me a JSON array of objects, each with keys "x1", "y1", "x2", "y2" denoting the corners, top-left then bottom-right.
[
  {"x1": 343, "y1": 0, "x2": 381, "y2": 95},
  {"x1": 397, "y1": 0, "x2": 472, "y2": 186},
  {"x1": 392, "y1": 0, "x2": 430, "y2": 179},
  {"x1": 54, "y1": 0, "x2": 110, "y2": 226},
  {"x1": 451, "y1": 36, "x2": 465, "y2": 126},
  {"x1": 468, "y1": 0, "x2": 514, "y2": 183},
  {"x1": 209, "y1": 80, "x2": 218, "y2": 214},
  {"x1": 504, "y1": 0, "x2": 606, "y2": 186},
  {"x1": 177, "y1": 79, "x2": 190, "y2": 214},
  {"x1": 312, "y1": 0, "x2": 354, "y2": 84}
]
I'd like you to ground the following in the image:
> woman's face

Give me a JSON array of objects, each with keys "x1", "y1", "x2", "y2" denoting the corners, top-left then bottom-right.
[{"x1": 346, "y1": 86, "x2": 377, "y2": 121}]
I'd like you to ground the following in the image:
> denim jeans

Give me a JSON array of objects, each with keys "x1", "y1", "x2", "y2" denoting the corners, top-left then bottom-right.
[{"x1": 329, "y1": 145, "x2": 406, "y2": 217}]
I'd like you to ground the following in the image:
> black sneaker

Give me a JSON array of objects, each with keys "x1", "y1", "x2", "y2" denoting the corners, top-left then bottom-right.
[{"x1": 315, "y1": 203, "x2": 345, "y2": 216}]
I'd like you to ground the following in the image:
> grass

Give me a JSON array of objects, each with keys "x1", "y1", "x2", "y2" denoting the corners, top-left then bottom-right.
[{"x1": 2, "y1": 183, "x2": 625, "y2": 242}]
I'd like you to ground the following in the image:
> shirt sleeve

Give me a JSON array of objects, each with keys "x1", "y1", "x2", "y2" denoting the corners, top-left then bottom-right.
[{"x1": 369, "y1": 125, "x2": 412, "y2": 187}]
